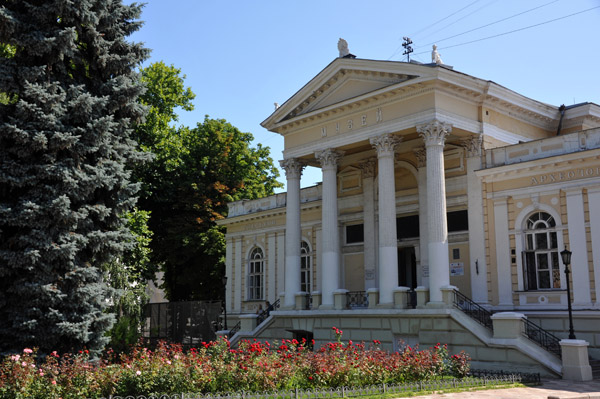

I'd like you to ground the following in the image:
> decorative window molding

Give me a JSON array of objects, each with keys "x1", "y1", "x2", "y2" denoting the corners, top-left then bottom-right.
[
  {"x1": 521, "y1": 211, "x2": 561, "y2": 291},
  {"x1": 248, "y1": 247, "x2": 265, "y2": 300},
  {"x1": 300, "y1": 241, "x2": 312, "y2": 293}
]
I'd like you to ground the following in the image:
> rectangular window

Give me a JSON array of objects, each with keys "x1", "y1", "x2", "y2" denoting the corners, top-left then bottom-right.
[
  {"x1": 396, "y1": 215, "x2": 420, "y2": 239},
  {"x1": 346, "y1": 224, "x2": 364, "y2": 244},
  {"x1": 447, "y1": 210, "x2": 468, "y2": 232}
]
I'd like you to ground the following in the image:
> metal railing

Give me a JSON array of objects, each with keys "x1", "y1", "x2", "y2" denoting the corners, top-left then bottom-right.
[
  {"x1": 229, "y1": 321, "x2": 241, "y2": 336},
  {"x1": 93, "y1": 372, "x2": 539, "y2": 399},
  {"x1": 257, "y1": 299, "x2": 280, "y2": 325},
  {"x1": 406, "y1": 290, "x2": 417, "y2": 309},
  {"x1": 522, "y1": 318, "x2": 562, "y2": 358},
  {"x1": 304, "y1": 293, "x2": 312, "y2": 310},
  {"x1": 452, "y1": 290, "x2": 493, "y2": 330},
  {"x1": 346, "y1": 291, "x2": 368, "y2": 308}
]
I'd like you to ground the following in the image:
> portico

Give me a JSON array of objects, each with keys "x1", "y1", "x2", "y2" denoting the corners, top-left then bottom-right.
[{"x1": 219, "y1": 54, "x2": 600, "y2": 360}]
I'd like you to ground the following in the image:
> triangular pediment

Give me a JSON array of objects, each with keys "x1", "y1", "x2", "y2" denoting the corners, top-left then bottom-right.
[
  {"x1": 299, "y1": 69, "x2": 416, "y2": 115},
  {"x1": 262, "y1": 58, "x2": 435, "y2": 131}
]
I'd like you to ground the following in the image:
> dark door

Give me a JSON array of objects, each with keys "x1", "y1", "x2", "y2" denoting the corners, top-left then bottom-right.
[{"x1": 398, "y1": 247, "x2": 417, "y2": 289}]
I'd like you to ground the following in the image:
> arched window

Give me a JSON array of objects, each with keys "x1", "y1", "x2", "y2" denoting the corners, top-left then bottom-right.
[
  {"x1": 523, "y1": 211, "x2": 560, "y2": 290},
  {"x1": 248, "y1": 247, "x2": 264, "y2": 300},
  {"x1": 300, "y1": 241, "x2": 312, "y2": 293}
]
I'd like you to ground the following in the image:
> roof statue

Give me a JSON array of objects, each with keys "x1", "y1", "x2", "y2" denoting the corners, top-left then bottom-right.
[
  {"x1": 338, "y1": 38, "x2": 350, "y2": 57},
  {"x1": 274, "y1": 102, "x2": 280, "y2": 110},
  {"x1": 432, "y1": 44, "x2": 443, "y2": 65}
]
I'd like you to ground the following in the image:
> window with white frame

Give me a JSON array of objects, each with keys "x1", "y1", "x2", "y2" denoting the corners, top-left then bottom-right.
[
  {"x1": 248, "y1": 247, "x2": 264, "y2": 300},
  {"x1": 300, "y1": 241, "x2": 311, "y2": 293},
  {"x1": 522, "y1": 211, "x2": 560, "y2": 290}
]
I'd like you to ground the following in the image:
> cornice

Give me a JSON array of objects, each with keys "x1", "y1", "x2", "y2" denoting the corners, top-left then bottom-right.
[{"x1": 277, "y1": 80, "x2": 435, "y2": 135}]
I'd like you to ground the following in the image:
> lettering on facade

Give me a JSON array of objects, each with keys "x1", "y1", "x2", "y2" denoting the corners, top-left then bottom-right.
[
  {"x1": 530, "y1": 166, "x2": 600, "y2": 186},
  {"x1": 336, "y1": 122, "x2": 340, "y2": 133},
  {"x1": 321, "y1": 126, "x2": 327, "y2": 137},
  {"x1": 245, "y1": 220, "x2": 277, "y2": 231},
  {"x1": 347, "y1": 119, "x2": 353, "y2": 130},
  {"x1": 376, "y1": 107, "x2": 383, "y2": 123},
  {"x1": 361, "y1": 115, "x2": 367, "y2": 126}
]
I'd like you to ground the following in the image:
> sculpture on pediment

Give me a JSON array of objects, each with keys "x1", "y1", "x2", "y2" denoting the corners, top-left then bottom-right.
[
  {"x1": 338, "y1": 38, "x2": 350, "y2": 57},
  {"x1": 432, "y1": 44, "x2": 443, "y2": 65}
]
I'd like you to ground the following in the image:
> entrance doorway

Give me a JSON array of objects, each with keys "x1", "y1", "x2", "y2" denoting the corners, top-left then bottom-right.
[{"x1": 398, "y1": 247, "x2": 417, "y2": 289}]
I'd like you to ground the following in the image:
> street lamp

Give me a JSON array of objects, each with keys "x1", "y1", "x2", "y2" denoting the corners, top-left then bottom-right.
[
  {"x1": 222, "y1": 276, "x2": 228, "y2": 330},
  {"x1": 560, "y1": 246, "x2": 576, "y2": 339}
]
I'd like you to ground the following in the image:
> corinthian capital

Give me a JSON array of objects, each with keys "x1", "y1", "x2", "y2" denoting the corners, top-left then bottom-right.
[
  {"x1": 315, "y1": 148, "x2": 345, "y2": 169},
  {"x1": 359, "y1": 158, "x2": 377, "y2": 178},
  {"x1": 413, "y1": 148, "x2": 426, "y2": 168},
  {"x1": 417, "y1": 120, "x2": 452, "y2": 147},
  {"x1": 279, "y1": 158, "x2": 306, "y2": 179},
  {"x1": 460, "y1": 135, "x2": 483, "y2": 158},
  {"x1": 370, "y1": 134, "x2": 402, "y2": 157}
]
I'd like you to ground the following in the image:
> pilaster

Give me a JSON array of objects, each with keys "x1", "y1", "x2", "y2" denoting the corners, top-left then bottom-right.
[
  {"x1": 462, "y1": 136, "x2": 489, "y2": 304},
  {"x1": 564, "y1": 188, "x2": 592, "y2": 306},
  {"x1": 360, "y1": 159, "x2": 377, "y2": 290}
]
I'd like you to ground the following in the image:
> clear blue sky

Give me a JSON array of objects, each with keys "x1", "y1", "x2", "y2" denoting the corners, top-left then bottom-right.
[{"x1": 128, "y1": 0, "x2": 600, "y2": 192}]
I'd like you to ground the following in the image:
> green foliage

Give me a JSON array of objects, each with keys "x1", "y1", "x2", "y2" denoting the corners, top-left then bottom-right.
[
  {"x1": 0, "y1": 339, "x2": 474, "y2": 398},
  {"x1": 104, "y1": 209, "x2": 153, "y2": 353},
  {"x1": 134, "y1": 62, "x2": 282, "y2": 301},
  {"x1": 0, "y1": 0, "x2": 149, "y2": 355}
]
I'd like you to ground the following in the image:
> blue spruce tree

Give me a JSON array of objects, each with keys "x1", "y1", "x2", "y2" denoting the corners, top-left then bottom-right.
[{"x1": 0, "y1": 0, "x2": 149, "y2": 355}]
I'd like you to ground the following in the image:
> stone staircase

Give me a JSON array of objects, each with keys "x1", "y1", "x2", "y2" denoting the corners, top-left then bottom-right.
[{"x1": 590, "y1": 358, "x2": 600, "y2": 379}]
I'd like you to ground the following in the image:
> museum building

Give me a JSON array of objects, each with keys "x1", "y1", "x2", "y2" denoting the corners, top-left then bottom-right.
[{"x1": 218, "y1": 51, "x2": 600, "y2": 375}]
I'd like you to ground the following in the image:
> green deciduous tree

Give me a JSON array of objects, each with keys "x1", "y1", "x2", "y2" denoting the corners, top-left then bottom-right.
[
  {"x1": 134, "y1": 62, "x2": 282, "y2": 301},
  {"x1": 0, "y1": 0, "x2": 148, "y2": 355}
]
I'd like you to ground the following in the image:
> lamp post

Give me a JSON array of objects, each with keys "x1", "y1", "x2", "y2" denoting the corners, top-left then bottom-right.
[
  {"x1": 560, "y1": 246, "x2": 576, "y2": 339},
  {"x1": 222, "y1": 276, "x2": 228, "y2": 330}
]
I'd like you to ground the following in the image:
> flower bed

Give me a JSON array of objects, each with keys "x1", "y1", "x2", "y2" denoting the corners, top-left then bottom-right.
[{"x1": 0, "y1": 328, "x2": 470, "y2": 398}]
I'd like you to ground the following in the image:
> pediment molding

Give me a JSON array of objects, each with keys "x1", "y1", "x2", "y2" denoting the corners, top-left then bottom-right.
[{"x1": 285, "y1": 69, "x2": 416, "y2": 120}]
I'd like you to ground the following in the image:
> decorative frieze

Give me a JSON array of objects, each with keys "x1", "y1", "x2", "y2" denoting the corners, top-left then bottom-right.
[
  {"x1": 370, "y1": 134, "x2": 402, "y2": 158},
  {"x1": 279, "y1": 158, "x2": 306, "y2": 179},
  {"x1": 417, "y1": 120, "x2": 452, "y2": 147}
]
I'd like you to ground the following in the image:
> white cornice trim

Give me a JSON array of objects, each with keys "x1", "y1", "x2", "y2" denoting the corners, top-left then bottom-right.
[{"x1": 482, "y1": 123, "x2": 531, "y2": 145}]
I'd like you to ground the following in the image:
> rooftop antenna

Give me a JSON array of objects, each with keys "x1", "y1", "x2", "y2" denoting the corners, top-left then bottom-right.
[{"x1": 402, "y1": 37, "x2": 413, "y2": 62}]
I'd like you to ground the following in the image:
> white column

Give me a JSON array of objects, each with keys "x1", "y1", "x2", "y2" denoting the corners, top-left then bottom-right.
[
  {"x1": 370, "y1": 134, "x2": 401, "y2": 305},
  {"x1": 414, "y1": 148, "x2": 429, "y2": 287},
  {"x1": 493, "y1": 197, "x2": 513, "y2": 307},
  {"x1": 463, "y1": 136, "x2": 489, "y2": 304},
  {"x1": 417, "y1": 120, "x2": 450, "y2": 304},
  {"x1": 588, "y1": 187, "x2": 600, "y2": 307},
  {"x1": 360, "y1": 159, "x2": 377, "y2": 290},
  {"x1": 280, "y1": 158, "x2": 306, "y2": 308},
  {"x1": 315, "y1": 148, "x2": 344, "y2": 307},
  {"x1": 565, "y1": 188, "x2": 592, "y2": 306}
]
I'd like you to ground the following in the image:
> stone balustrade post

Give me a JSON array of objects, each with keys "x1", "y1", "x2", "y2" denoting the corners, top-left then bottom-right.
[
  {"x1": 560, "y1": 339, "x2": 593, "y2": 381},
  {"x1": 394, "y1": 287, "x2": 411, "y2": 309},
  {"x1": 491, "y1": 312, "x2": 525, "y2": 339},
  {"x1": 415, "y1": 286, "x2": 429, "y2": 308},
  {"x1": 367, "y1": 288, "x2": 379, "y2": 309},
  {"x1": 333, "y1": 289, "x2": 349, "y2": 310},
  {"x1": 295, "y1": 291, "x2": 307, "y2": 310},
  {"x1": 239, "y1": 314, "x2": 259, "y2": 332},
  {"x1": 441, "y1": 285, "x2": 458, "y2": 307},
  {"x1": 311, "y1": 291, "x2": 322, "y2": 309}
]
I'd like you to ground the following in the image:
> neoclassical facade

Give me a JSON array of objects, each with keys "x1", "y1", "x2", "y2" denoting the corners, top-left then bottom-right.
[{"x1": 219, "y1": 57, "x2": 600, "y2": 372}]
